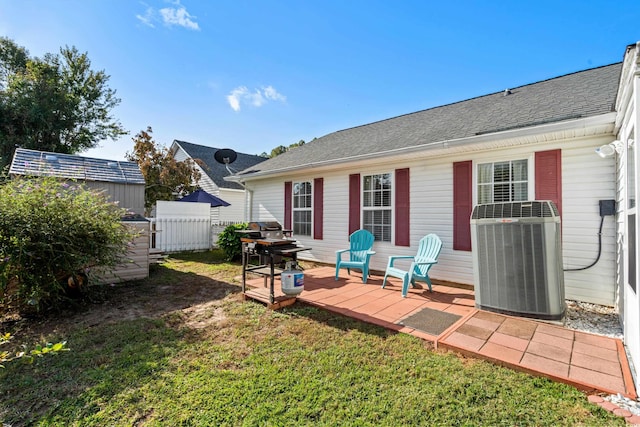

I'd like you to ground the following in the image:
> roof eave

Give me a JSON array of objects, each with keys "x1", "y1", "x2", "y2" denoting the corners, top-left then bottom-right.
[{"x1": 235, "y1": 113, "x2": 616, "y2": 181}]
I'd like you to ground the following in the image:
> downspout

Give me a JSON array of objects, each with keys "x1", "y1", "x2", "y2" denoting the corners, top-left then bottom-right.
[{"x1": 243, "y1": 181, "x2": 254, "y2": 222}]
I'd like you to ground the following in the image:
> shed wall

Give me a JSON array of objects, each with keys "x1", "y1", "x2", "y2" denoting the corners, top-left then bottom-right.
[
  {"x1": 84, "y1": 181, "x2": 145, "y2": 215},
  {"x1": 95, "y1": 221, "x2": 149, "y2": 284}
]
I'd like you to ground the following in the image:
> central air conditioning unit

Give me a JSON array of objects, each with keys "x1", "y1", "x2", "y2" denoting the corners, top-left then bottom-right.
[{"x1": 470, "y1": 200, "x2": 565, "y2": 321}]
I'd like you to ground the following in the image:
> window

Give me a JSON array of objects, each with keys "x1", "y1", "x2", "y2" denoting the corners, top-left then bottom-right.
[
  {"x1": 477, "y1": 159, "x2": 528, "y2": 204},
  {"x1": 292, "y1": 181, "x2": 312, "y2": 236},
  {"x1": 363, "y1": 173, "x2": 391, "y2": 241}
]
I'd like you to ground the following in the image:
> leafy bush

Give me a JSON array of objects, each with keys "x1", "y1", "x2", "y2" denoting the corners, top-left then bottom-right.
[
  {"x1": 0, "y1": 177, "x2": 135, "y2": 314},
  {"x1": 1, "y1": 332, "x2": 68, "y2": 368},
  {"x1": 217, "y1": 223, "x2": 247, "y2": 261}
]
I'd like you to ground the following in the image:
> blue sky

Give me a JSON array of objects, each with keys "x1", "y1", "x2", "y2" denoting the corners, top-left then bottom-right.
[{"x1": 1, "y1": 1, "x2": 638, "y2": 161}]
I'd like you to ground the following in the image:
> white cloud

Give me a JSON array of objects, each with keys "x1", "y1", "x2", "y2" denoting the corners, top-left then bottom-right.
[
  {"x1": 159, "y1": 3, "x2": 200, "y2": 30},
  {"x1": 226, "y1": 86, "x2": 287, "y2": 112},
  {"x1": 226, "y1": 87, "x2": 246, "y2": 112},
  {"x1": 136, "y1": 6, "x2": 155, "y2": 27},
  {"x1": 263, "y1": 85, "x2": 286, "y2": 102},
  {"x1": 136, "y1": 1, "x2": 199, "y2": 30}
]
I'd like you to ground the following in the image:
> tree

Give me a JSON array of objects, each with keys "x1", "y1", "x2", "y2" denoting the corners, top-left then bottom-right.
[
  {"x1": 0, "y1": 37, "x2": 28, "y2": 90},
  {"x1": 260, "y1": 139, "x2": 306, "y2": 158},
  {"x1": 126, "y1": 127, "x2": 201, "y2": 215},
  {"x1": 0, "y1": 38, "x2": 126, "y2": 168}
]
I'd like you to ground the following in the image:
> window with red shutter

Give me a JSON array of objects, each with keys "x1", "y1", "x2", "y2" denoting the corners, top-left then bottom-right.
[
  {"x1": 362, "y1": 173, "x2": 392, "y2": 241},
  {"x1": 292, "y1": 181, "x2": 312, "y2": 236}
]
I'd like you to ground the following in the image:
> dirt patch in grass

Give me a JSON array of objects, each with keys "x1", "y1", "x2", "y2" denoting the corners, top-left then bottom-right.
[{"x1": 0, "y1": 251, "x2": 242, "y2": 346}]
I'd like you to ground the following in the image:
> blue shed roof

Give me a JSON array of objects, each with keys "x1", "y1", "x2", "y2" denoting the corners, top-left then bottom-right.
[{"x1": 9, "y1": 148, "x2": 145, "y2": 185}]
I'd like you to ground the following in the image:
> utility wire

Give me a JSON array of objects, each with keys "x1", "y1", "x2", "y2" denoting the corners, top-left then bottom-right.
[{"x1": 564, "y1": 216, "x2": 605, "y2": 271}]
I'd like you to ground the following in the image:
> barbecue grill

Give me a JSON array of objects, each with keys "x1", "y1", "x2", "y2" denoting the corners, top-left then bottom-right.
[{"x1": 237, "y1": 222, "x2": 310, "y2": 307}]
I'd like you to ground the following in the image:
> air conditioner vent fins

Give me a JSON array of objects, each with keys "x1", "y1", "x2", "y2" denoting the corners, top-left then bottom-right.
[{"x1": 471, "y1": 200, "x2": 559, "y2": 220}]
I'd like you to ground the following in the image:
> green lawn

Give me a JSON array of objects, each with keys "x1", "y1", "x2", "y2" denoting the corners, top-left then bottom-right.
[{"x1": 0, "y1": 251, "x2": 623, "y2": 426}]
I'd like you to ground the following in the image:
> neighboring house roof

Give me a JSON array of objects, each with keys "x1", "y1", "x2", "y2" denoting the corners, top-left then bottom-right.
[
  {"x1": 172, "y1": 140, "x2": 266, "y2": 190},
  {"x1": 9, "y1": 148, "x2": 145, "y2": 184},
  {"x1": 238, "y1": 63, "x2": 622, "y2": 177}
]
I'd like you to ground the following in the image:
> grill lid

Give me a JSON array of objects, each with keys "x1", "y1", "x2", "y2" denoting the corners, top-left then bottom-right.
[{"x1": 249, "y1": 221, "x2": 283, "y2": 231}]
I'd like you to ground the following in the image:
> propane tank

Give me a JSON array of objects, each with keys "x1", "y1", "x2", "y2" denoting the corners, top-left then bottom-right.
[{"x1": 281, "y1": 261, "x2": 304, "y2": 296}]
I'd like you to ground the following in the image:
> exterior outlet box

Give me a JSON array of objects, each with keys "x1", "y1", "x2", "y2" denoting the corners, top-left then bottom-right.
[{"x1": 599, "y1": 200, "x2": 616, "y2": 217}]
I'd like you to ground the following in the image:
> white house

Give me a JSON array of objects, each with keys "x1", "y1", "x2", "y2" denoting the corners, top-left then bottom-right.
[
  {"x1": 170, "y1": 140, "x2": 266, "y2": 223},
  {"x1": 613, "y1": 42, "x2": 639, "y2": 384},
  {"x1": 231, "y1": 42, "x2": 640, "y2": 383}
]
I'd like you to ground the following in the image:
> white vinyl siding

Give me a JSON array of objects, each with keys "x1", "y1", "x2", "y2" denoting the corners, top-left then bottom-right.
[{"x1": 249, "y1": 135, "x2": 617, "y2": 306}]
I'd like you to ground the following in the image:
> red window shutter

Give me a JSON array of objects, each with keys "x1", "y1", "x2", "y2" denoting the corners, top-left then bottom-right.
[
  {"x1": 453, "y1": 161, "x2": 472, "y2": 251},
  {"x1": 284, "y1": 181, "x2": 292, "y2": 230},
  {"x1": 349, "y1": 174, "x2": 361, "y2": 234},
  {"x1": 395, "y1": 168, "x2": 410, "y2": 246},
  {"x1": 313, "y1": 178, "x2": 324, "y2": 240},
  {"x1": 535, "y1": 150, "x2": 562, "y2": 216}
]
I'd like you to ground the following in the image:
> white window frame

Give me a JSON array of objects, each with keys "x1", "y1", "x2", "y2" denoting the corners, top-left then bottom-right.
[
  {"x1": 475, "y1": 156, "x2": 533, "y2": 205},
  {"x1": 292, "y1": 181, "x2": 312, "y2": 236},
  {"x1": 362, "y1": 172, "x2": 392, "y2": 242},
  {"x1": 626, "y1": 129, "x2": 636, "y2": 294}
]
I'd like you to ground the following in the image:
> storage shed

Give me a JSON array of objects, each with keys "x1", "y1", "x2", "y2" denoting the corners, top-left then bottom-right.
[
  {"x1": 9, "y1": 148, "x2": 150, "y2": 283},
  {"x1": 9, "y1": 148, "x2": 146, "y2": 215}
]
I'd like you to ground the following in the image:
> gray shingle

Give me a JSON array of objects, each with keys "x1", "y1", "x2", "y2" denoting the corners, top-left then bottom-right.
[
  {"x1": 173, "y1": 140, "x2": 266, "y2": 190},
  {"x1": 9, "y1": 148, "x2": 145, "y2": 184},
  {"x1": 241, "y1": 63, "x2": 622, "y2": 176}
]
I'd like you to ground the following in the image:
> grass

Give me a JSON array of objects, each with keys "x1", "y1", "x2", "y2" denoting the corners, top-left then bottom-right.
[{"x1": 0, "y1": 250, "x2": 625, "y2": 426}]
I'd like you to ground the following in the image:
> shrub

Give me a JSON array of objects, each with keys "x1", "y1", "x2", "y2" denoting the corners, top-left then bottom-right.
[
  {"x1": 217, "y1": 223, "x2": 247, "y2": 261},
  {"x1": 1, "y1": 332, "x2": 68, "y2": 368},
  {"x1": 0, "y1": 176, "x2": 135, "y2": 314}
]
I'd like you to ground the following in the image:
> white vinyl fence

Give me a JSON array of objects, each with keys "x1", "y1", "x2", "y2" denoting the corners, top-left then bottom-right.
[
  {"x1": 150, "y1": 217, "x2": 212, "y2": 252},
  {"x1": 152, "y1": 200, "x2": 211, "y2": 253},
  {"x1": 151, "y1": 200, "x2": 245, "y2": 253}
]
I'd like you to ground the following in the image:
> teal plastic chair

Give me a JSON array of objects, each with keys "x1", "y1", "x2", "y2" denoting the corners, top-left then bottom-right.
[
  {"x1": 382, "y1": 234, "x2": 442, "y2": 297},
  {"x1": 335, "y1": 229, "x2": 376, "y2": 283}
]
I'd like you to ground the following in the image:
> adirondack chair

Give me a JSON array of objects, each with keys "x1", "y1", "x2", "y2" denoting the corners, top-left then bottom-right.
[
  {"x1": 335, "y1": 229, "x2": 376, "y2": 283},
  {"x1": 382, "y1": 234, "x2": 442, "y2": 297}
]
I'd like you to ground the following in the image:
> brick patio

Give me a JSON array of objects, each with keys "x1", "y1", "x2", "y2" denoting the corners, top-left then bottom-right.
[{"x1": 244, "y1": 266, "x2": 637, "y2": 399}]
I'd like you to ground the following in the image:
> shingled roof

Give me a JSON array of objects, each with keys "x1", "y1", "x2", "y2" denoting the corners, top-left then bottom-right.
[
  {"x1": 10, "y1": 148, "x2": 145, "y2": 184},
  {"x1": 172, "y1": 140, "x2": 266, "y2": 190},
  {"x1": 238, "y1": 63, "x2": 622, "y2": 177}
]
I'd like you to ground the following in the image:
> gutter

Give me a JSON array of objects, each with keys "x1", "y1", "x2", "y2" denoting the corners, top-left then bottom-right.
[{"x1": 228, "y1": 113, "x2": 616, "y2": 182}]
